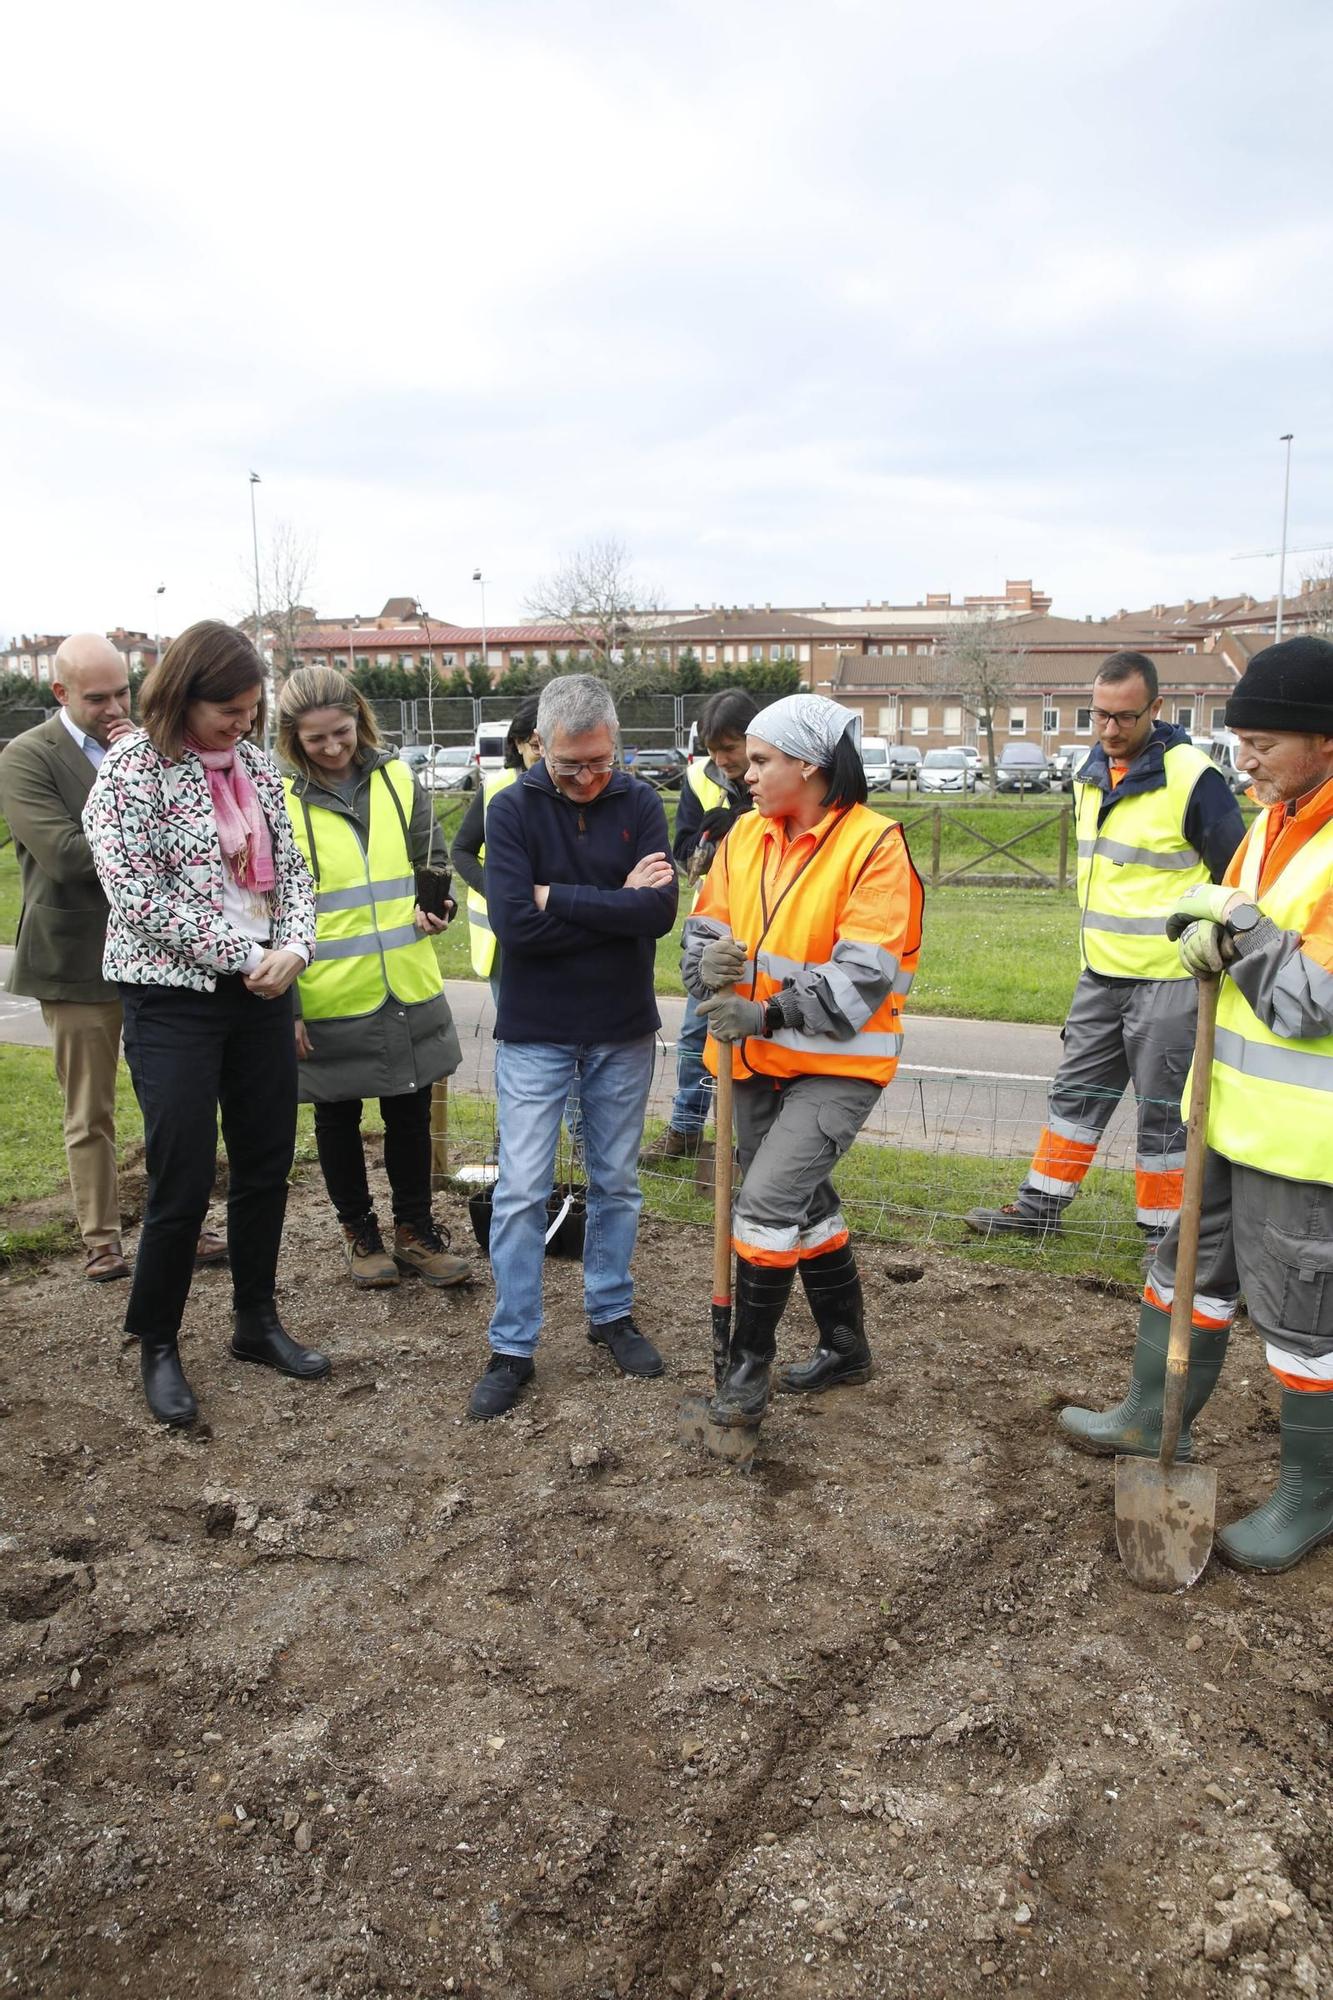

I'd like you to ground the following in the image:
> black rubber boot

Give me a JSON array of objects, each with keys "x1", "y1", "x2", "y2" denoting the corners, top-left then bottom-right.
[
  {"x1": 1217, "y1": 1387, "x2": 1333, "y2": 1573},
  {"x1": 1058, "y1": 1298, "x2": 1229, "y2": 1459},
  {"x1": 231, "y1": 1304, "x2": 331, "y2": 1380},
  {"x1": 710, "y1": 1258, "x2": 794, "y2": 1428},
  {"x1": 778, "y1": 1240, "x2": 872, "y2": 1393},
  {"x1": 139, "y1": 1337, "x2": 198, "y2": 1426}
]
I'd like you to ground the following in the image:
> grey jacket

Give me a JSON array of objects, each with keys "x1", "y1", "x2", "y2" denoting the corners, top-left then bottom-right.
[
  {"x1": 0, "y1": 712, "x2": 116, "y2": 1003},
  {"x1": 284, "y1": 750, "x2": 460, "y2": 1104}
]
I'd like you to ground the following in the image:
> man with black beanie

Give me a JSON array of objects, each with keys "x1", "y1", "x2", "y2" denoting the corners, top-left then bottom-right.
[{"x1": 1060, "y1": 635, "x2": 1333, "y2": 1574}]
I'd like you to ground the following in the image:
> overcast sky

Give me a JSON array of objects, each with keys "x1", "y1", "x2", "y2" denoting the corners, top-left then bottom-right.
[{"x1": 4, "y1": 0, "x2": 1330, "y2": 641}]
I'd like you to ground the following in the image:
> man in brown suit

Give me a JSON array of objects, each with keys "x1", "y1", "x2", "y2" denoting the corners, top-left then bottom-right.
[{"x1": 0, "y1": 635, "x2": 224, "y2": 1280}]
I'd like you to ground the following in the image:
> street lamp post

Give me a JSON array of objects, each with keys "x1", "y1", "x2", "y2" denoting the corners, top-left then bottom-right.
[
  {"x1": 154, "y1": 583, "x2": 165, "y2": 669},
  {"x1": 472, "y1": 568, "x2": 488, "y2": 682},
  {"x1": 1276, "y1": 434, "x2": 1295, "y2": 643},
  {"x1": 249, "y1": 472, "x2": 272, "y2": 746}
]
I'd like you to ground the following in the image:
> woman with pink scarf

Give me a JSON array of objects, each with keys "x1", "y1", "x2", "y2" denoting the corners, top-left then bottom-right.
[{"x1": 84, "y1": 621, "x2": 326, "y2": 1427}]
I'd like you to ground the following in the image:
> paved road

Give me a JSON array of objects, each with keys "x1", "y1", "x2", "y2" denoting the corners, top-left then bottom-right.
[{"x1": 2, "y1": 947, "x2": 1139, "y2": 1165}]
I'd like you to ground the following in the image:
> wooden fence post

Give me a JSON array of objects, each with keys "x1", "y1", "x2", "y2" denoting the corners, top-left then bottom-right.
[
  {"x1": 930, "y1": 807, "x2": 942, "y2": 886},
  {"x1": 430, "y1": 1077, "x2": 449, "y2": 1188}
]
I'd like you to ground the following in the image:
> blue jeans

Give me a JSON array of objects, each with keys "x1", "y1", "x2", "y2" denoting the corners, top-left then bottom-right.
[
  {"x1": 487, "y1": 1035, "x2": 656, "y2": 1358},
  {"x1": 669, "y1": 988, "x2": 712, "y2": 1136}
]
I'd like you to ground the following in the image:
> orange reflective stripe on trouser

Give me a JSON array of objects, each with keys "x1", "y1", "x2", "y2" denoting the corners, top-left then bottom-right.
[
  {"x1": 1135, "y1": 1162, "x2": 1184, "y2": 1228},
  {"x1": 1143, "y1": 1280, "x2": 1237, "y2": 1332},
  {"x1": 796, "y1": 1211, "x2": 849, "y2": 1258},
  {"x1": 1028, "y1": 1125, "x2": 1098, "y2": 1197},
  {"x1": 733, "y1": 1208, "x2": 850, "y2": 1267},
  {"x1": 1268, "y1": 1364, "x2": 1333, "y2": 1392}
]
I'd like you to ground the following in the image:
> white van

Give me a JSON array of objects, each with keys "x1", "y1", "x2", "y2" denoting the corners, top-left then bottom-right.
[
  {"x1": 1195, "y1": 729, "x2": 1246, "y2": 793},
  {"x1": 473, "y1": 719, "x2": 512, "y2": 781},
  {"x1": 860, "y1": 735, "x2": 894, "y2": 792}
]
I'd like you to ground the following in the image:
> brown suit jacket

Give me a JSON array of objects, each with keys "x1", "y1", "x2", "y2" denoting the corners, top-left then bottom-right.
[{"x1": 0, "y1": 712, "x2": 116, "y2": 1003}]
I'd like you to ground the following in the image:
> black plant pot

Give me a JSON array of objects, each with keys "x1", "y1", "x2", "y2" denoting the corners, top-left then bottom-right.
[{"x1": 468, "y1": 1181, "x2": 587, "y2": 1260}]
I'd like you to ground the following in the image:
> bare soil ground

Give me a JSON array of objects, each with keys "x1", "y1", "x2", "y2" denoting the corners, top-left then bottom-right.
[{"x1": 1, "y1": 1161, "x2": 1330, "y2": 2000}]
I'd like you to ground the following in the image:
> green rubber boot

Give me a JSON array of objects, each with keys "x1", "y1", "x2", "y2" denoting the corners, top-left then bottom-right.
[
  {"x1": 1058, "y1": 1299, "x2": 1229, "y2": 1460},
  {"x1": 1217, "y1": 1387, "x2": 1333, "y2": 1573}
]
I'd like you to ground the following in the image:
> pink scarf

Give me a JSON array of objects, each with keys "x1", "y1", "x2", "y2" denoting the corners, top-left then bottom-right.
[{"x1": 185, "y1": 737, "x2": 276, "y2": 892}]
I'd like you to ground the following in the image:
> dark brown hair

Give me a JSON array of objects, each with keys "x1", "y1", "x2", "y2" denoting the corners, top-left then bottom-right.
[
  {"x1": 1095, "y1": 650, "x2": 1159, "y2": 699},
  {"x1": 139, "y1": 621, "x2": 266, "y2": 762}
]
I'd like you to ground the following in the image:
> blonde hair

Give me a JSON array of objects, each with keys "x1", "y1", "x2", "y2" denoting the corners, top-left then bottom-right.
[{"x1": 277, "y1": 666, "x2": 381, "y2": 783}]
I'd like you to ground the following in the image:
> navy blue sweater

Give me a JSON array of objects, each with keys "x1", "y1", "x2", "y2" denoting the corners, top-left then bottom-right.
[
  {"x1": 1078, "y1": 720, "x2": 1244, "y2": 883},
  {"x1": 484, "y1": 763, "x2": 678, "y2": 1044}
]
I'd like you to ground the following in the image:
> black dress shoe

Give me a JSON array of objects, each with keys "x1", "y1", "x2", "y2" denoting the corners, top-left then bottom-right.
[
  {"x1": 231, "y1": 1304, "x2": 331, "y2": 1380},
  {"x1": 139, "y1": 1337, "x2": 198, "y2": 1426},
  {"x1": 467, "y1": 1353, "x2": 534, "y2": 1421},
  {"x1": 587, "y1": 1315, "x2": 665, "y2": 1378}
]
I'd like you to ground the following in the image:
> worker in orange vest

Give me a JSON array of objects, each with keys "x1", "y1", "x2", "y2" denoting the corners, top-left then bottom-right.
[{"x1": 682, "y1": 694, "x2": 924, "y2": 1431}]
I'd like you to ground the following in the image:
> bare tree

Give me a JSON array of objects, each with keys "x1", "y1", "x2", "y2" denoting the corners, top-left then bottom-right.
[
  {"x1": 937, "y1": 610, "x2": 1028, "y2": 784},
  {"x1": 1297, "y1": 556, "x2": 1333, "y2": 639},
  {"x1": 524, "y1": 536, "x2": 666, "y2": 697},
  {"x1": 239, "y1": 520, "x2": 318, "y2": 678}
]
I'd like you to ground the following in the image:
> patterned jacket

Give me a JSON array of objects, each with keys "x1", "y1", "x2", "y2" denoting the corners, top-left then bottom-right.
[{"x1": 83, "y1": 731, "x2": 316, "y2": 991}]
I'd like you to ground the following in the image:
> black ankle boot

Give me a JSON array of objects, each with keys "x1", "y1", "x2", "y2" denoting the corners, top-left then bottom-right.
[
  {"x1": 779, "y1": 1241, "x2": 872, "y2": 1393},
  {"x1": 139, "y1": 1336, "x2": 198, "y2": 1426},
  {"x1": 231, "y1": 1304, "x2": 331, "y2": 1380},
  {"x1": 710, "y1": 1257, "x2": 794, "y2": 1428}
]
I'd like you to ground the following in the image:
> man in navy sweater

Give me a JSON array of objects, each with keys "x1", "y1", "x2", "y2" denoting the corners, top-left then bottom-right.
[{"x1": 468, "y1": 675, "x2": 680, "y2": 1420}]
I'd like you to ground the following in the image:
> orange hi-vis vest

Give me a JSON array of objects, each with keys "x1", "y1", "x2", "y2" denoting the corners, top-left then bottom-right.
[{"x1": 693, "y1": 803, "x2": 923, "y2": 1086}]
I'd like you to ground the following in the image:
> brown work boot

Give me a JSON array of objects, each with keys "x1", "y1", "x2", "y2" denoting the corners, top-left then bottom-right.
[
  {"x1": 342, "y1": 1216, "x2": 400, "y2": 1288},
  {"x1": 85, "y1": 1239, "x2": 130, "y2": 1283},
  {"x1": 393, "y1": 1219, "x2": 471, "y2": 1288},
  {"x1": 194, "y1": 1227, "x2": 229, "y2": 1269},
  {"x1": 639, "y1": 1126, "x2": 711, "y2": 1164}
]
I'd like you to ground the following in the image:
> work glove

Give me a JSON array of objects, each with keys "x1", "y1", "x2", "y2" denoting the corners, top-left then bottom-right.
[
  {"x1": 697, "y1": 806, "x2": 737, "y2": 842},
  {"x1": 1165, "y1": 883, "x2": 1241, "y2": 935},
  {"x1": 698, "y1": 935, "x2": 748, "y2": 991},
  {"x1": 699, "y1": 992, "x2": 766, "y2": 1043},
  {"x1": 1176, "y1": 921, "x2": 1236, "y2": 977}
]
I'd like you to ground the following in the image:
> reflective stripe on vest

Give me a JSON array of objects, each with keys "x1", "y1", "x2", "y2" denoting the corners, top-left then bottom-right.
[
  {"x1": 1075, "y1": 742, "x2": 1214, "y2": 979},
  {"x1": 686, "y1": 759, "x2": 729, "y2": 912},
  {"x1": 284, "y1": 762, "x2": 442, "y2": 1022},
  {"x1": 1205, "y1": 811, "x2": 1333, "y2": 1184},
  {"x1": 465, "y1": 767, "x2": 519, "y2": 977},
  {"x1": 701, "y1": 803, "x2": 919, "y2": 1086}
]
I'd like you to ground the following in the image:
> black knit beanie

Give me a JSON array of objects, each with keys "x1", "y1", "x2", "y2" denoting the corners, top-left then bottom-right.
[{"x1": 1225, "y1": 636, "x2": 1333, "y2": 733}]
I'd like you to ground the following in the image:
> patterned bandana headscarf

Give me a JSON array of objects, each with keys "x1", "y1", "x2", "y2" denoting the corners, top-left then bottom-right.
[
  {"x1": 184, "y1": 738, "x2": 276, "y2": 892},
  {"x1": 748, "y1": 694, "x2": 857, "y2": 768}
]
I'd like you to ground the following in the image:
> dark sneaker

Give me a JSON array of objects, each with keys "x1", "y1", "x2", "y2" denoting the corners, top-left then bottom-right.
[
  {"x1": 964, "y1": 1202, "x2": 1062, "y2": 1239},
  {"x1": 467, "y1": 1353, "x2": 534, "y2": 1421},
  {"x1": 588, "y1": 1315, "x2": 665, "y2": 1378}
]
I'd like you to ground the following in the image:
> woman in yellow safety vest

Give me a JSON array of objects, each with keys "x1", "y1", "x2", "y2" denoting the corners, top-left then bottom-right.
[
  {"x1": 682, "y1": 694, "x2": 924, "y2": 1432},
  {"x1": 451, "y1": 698, "x2": 541, "y2": 1002},
  {"x1": 277, "y1": 667, "x2": 469, "y2": 1293}
]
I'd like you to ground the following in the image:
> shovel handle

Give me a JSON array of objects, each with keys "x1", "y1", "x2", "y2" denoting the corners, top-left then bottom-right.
[
  {"x1": 1160, "y1": 976, "x2": 1220, "y2": 1467},
  {"x1": 712, "y1": 1042, "x2": 735, "y2": 1305}
]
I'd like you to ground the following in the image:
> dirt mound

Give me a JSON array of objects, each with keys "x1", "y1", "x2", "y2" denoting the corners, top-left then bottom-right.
[{"x1": 1, "y1": 1173, "x2": 1329, "y2": 1999}]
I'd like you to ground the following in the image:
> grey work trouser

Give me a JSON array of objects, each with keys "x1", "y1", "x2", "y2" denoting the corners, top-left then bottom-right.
[
  {"x1": 1021, "y1": 970, "x2": 1197, "y2": 1229},
  {"x1": 1148, "y1": 1152, "x2": 1333, "y2": 1387},
  {"x1": 731, "y1": 1073, "x2": 881, "y2": 1265}
]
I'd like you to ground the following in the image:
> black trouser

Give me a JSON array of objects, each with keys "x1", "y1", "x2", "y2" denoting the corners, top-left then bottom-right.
[
  {"x1": 119, "y1": 979, "x2": 297, "y2": 1338},
  {"x1": 313, "y1": 1090, "x2": 434, "y2": 1230}
]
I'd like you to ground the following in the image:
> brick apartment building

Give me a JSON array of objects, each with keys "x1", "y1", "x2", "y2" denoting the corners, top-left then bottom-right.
[{"x1": 3, "y1": 628, "x2": 166, "y2": 684}]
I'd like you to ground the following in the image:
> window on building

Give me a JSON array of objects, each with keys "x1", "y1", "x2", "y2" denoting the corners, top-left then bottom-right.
[
  {"x1": 466, "y1": 652, "x2": 480, "y2": 668},
  {"x1": 440, "y1": 652, "x2": 456, "y2": 668},
  {"x1": 420, "y1": 654, "x2": 433, "y2": 670},
  {"x1": 750, "y1": 645, "x2": 763, "y2": 663},
  {"x1": 533, "y1": 651, "x2": 548, "y2": 666},
  {"x1": 1009, "y1": 707, "x2": 1027, "y2": 735},
  {"x1": 910, "y1": 705, "x2": 929, "y2": 735},
  {"x1": 943, "y1": 705, "x2": 962, "y2": 734},
  {"x1": 1210, "y1": 705, "x2": 1227, "y2": 730},
  {"x1": 798, "y1": 644, "x2": 810, "y2": 662},
  {"x1": 895, "y1": 644, "x2": 908, "y2": 656},
  {"x1": 704, "y1": 646, "x2": 717, "y2": 664},
  {"x1": 1043, "y1": 705, "x2": 1059, "y2": 734},
  {"x1": 377, "y1": 653, "x2": 392, "y2": 668},
  {"x1": 1174, "y1": 704, "x2": 1194, "y2": 731},
  {"x1": 1076, "y1": 707, "x2": 1092, "y2": 734},
  {"x1": 877, "y1": 706, "x2": 897, "y2": 733},
  {"x1": 399, "y1": 654, "x2": 413, "y2": 669},
  {"x1": 722, "y1": 644, "x2": 734, "y2": 664}
]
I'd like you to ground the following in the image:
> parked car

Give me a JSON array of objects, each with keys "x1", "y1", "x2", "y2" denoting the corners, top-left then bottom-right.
[
  {"x1": 917, "y1": 748, "x2": 978, "y2": 795},
  {"x1": 421, "y1": 744, "x2": 477, "y2": 792},
  {"x1": 994, "y1": 742, "x2": 1052, "y2": 793},
  {"x1": 960, "y1": 746, "x2": 983, "y2": 778},
  {"x1": 473, "y1": 720, "x2": 512, "y2": 783},
  {"x1": 398, "y1": 744, "x2": 432, "y2": 774},
  {"x1": 629, "y1": 747, "x2": 685, "y2": 790},
  {"x1": 860, "y1": 735, "x2": 896, "y2": 793},
  {"x1": 887, "y1": 745, "x2": 923, "y2": 785},
  {"x1": 1195, "y1": 730, "x2": 1250, "y2": 794},
  {"x1": 1048, "y1": 742, "x2": 1091, "y2": 789}
]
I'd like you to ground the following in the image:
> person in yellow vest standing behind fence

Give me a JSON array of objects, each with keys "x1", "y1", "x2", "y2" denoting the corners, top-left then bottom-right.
[
  {"x1": 277, "y1": 668, "x2": 470, "y2": 1291},
  {"x1": 451, "y1": 699, "x2": 540, "y2": 1004},
  {"x1": 682, "y1": 694, "x2": 924, "y2": 1430},
  {"x1": 1061, "y1": 637, "x2": 1333, "y2": 1572},
  {"x1": 966, "y1": 651, "x2": 1244, "y2": 1249}
]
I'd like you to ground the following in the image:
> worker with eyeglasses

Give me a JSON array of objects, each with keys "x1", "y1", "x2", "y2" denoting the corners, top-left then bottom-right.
[
  {"x1": 465, "y1": 673, "x2": 679, "y2": 1422},
  {"x1": 966, "y1": 650, "x2": 1244, "y2": 1250}
]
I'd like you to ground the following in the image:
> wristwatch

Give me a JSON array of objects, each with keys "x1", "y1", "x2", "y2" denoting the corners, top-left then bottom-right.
[
  {"x1": 763, "y1": 995, "x2": 787, "y2": 1035},
  {"x1": 1225, "y1": 901, "x2": 1262, "y2": 936}
]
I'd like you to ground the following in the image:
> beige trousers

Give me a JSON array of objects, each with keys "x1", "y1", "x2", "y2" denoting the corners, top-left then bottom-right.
[{"x1": 40, "y1": 999, "x2": 123, "y2": 1249}]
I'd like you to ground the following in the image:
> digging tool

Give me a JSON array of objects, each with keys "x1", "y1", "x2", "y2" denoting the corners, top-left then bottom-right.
[
  {"x1": 1114, "y1": 973, "x2": 1220, "y2": 1591},
  {"x1": 677, "y1": 1043, "x2": 758, "y2": 1468}
]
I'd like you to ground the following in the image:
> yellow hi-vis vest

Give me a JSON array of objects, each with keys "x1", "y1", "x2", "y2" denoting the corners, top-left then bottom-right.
[
  {"x1": 1075, "y1": 742, "x2": 1214, "y2": 979},
  {"x1": 685, "y1": 757, "x2": 728, "y2": 912},
  {"x1": 1206, "y1": 812, "x2": 1333, "y2": 1185},
  {"x1": 284, "y1": 761, "x2": 443, "y2": 1022},
  {"x1": 465, "y1": 767, "x2": 518, "y2": 978}
]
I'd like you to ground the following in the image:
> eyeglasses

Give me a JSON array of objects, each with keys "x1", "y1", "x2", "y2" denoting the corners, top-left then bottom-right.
[
  {"x1": 547, "y1": 756, "x2": 615, "y2": 778},
  {"x1": 1090, "y1": 702, "x2": 1154, "y2": 728}
]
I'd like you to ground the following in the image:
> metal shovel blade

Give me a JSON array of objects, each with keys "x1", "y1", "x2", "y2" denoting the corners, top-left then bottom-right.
[
  {"x1": 677, "y1": 1391, "x2": 759, "y2": 1470},
  {"x1": 1114, "y1": 1455, "x2": 1217, "y2": 1592}
]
